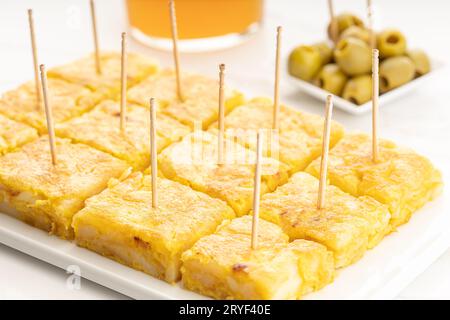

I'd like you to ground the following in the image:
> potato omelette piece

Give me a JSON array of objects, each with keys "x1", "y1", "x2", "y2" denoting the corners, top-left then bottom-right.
[
  {"x1": 158, "y1": 131, "x2": 290, "y2": 216},
  {"x1": 259, "y1": 172, "x2": 391, "y2": 268},
  {"x1": 73, "y1": 171, "x2": 235, "y2": 283},
  {"x1": 181, "y1": 216, "x2": 335, "y2": 300},
  {"x1": 208, "y1": 97, "x2": 345, "y2": 173},
  {"x1": 0, "y1": 137, "x2": 130, "y2": 239},
  {"x1": 0, "y1": 114, "x2": 38, "y2": 156},
  {"x1": 56, "y1": 100, "x2": 190, "y2": 170},
  {"x1": 127, "y1": 69, "x2": 245, "y2": 129},
  {"x1": 48, "y1": 51, "x2": 158, "y2": 98},
  {"x1": 0, "y1": 78, "x2": 103, "y2": 134},
  {"x1": 306, "y1": 133, "x2": 443, "y2": 228}
]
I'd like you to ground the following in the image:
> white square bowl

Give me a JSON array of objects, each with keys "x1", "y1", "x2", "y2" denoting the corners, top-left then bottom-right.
[{"x1": 288, "y1": 58, "x2": 446, "y2": 115}]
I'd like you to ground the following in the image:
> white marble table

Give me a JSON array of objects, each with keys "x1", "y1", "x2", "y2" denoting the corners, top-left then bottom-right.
[{"x1": 0, "y1": 0, "x2": 449, "y2": 299}]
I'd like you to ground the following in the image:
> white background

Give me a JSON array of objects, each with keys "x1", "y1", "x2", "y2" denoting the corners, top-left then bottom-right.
[{"x1": 0, "y1": 0, "x2": 449, "y2": 299}]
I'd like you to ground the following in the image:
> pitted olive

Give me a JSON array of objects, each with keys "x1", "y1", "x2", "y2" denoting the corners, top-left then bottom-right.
[
  {"x1": 342, "y1": 75, "x2": 372, "y2": 105},
  {"x1": 379, "y1": 56, "x2": 415, "y2": 93},
  {"x1": 339, "y1": 26, "x2": 372, "y2": 45},
  {"x1": 312, "y1": 42, "x2": 333, "y2": 65},
  {"x1": 334, "y1": 38, "x2": 372, "y2": 76},
  {"x1": 327, "y1": 13, "x2": 365, "y2": 40},
  {"x1": 314, "y1": 64, "x2": 348, "y2": 96},
  {"x1": 377, "y1": 29, "x2": 407, "y2": 58},
  {"x1": 406, "y1": 49, "x2": 431, "y2": 76},
  {"x1": 288, "y1": 45, "x2": 322, "y2": 81}
]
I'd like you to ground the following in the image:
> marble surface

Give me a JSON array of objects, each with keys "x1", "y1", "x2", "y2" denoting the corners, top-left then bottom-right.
[{"x1": 0, "y1": 0, "x2": 449, "y2": 299}]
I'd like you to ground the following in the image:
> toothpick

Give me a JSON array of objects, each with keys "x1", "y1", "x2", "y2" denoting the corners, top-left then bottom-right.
[
  {"x1": 317, "y1": 95, "x2": 333, "y2": 210},
  {"x1": 367, "y1": 0, "x2": 376, "y2": 50},
  {"x1": 150, "y1": 98, "x2": 158, "y2": 208},
  {"x1": 328, "y1": 0, "x2": 338, "y2": 44},
  {"x1": 39, "y1": 64, "x2": 57, "y2": 165},
  {"x1": 218, "y1": 64, "x2": 225, "y2": 165},
  {"x1": 27, "y1": 9, "x2": 42, "y2": 109},
  {"x1": 273, "y1": 26, "x2": 282, "y2": 130},
  {"x1": 372, "y1": 49, "x2": 379, "y2": 162},
  {"x1": 120, "y1": 32, "x2": 127, "y2": 132},
  {"x1": 90, "y1": 0, "x2": 101, "y2": 74},
  {"x1": 169, "y1": 0, "x2": 183, "y2": 101},
  {"x1": 251, "y1": 131, "x2": 263, "y2": 250}
]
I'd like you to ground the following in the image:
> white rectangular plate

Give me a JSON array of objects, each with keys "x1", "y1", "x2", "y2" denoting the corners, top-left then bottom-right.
[
  {"x1": 289, "y1": 59, "x2": 446, "y2": 115},
  {"x1": 0, "y1": 190, "x2": 448, "y2": 300}
]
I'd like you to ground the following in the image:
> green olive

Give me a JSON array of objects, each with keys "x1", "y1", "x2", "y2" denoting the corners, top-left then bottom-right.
[
  {"x1": 288, "y1": 45, "x2": 322, "y2": 81},
  {"x1": 407, "y1": 49, "x2": 431, "y2": 76},
  {"x1": 312, "y1": 42, "x2": 333, "y2": 65},
  {"x1": 339, "y1": 26, "x2": 372, "y2": 45},
  {"x1": 328, "y1": 13, "x2": 365, "y2": 39},
  {"x1": 334, "y1": 38, "x2": 372, "y2": 76},
  {"x1": 377, "y1": 29, "x2": 407, "y2": 58},
  {"x1": 314, "y1": 64, "x2": 348, "y2": 96},
  {"x1": 342, "y1": 75, "x2": 372, "y2": 105},
  {"x1": 379, "y1": 56, "x2": 415, "y2": 93}
]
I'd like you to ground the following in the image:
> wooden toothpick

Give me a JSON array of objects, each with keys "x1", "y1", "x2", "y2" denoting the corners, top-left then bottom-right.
[
  {"x1": 367, "y1": 0, "x2": 376, "y2": 50},
  {"x1": 39, "y1": 64, "x2": 57, "y2": 165},
  {"x1": 90, "y1": 0, "x2": 101, "y2": 74},
  {"x1": 317, "y1": 95, "x2": 333, "y2": 210},
  {"x1": 169, "y1": 0, "x2": 183, "y2": 101},
  {"x1": 251, "y1": 131, "x2": 263, "y2": 250},
  {"x1": 150, "y1": 98, "x2": 158, "y2": 209},
  {"x1": 120, "y1": 32, "x2": 127, "y2": 132},
  {"x1": 327, "y1": 0, "x2": 338, "y2": 44},
  {"x1": 273, "y1": 26, "x2": 282, "y2": 130},
  {"x1": 27, "y1": 9, "x2": 42, "y2": 109},
  {"x1": 218, "y1": 64, "x2": 225, "y2": 165},
  {"x1": 372, "y1": 49, "x2": 379, "y2": 162}
]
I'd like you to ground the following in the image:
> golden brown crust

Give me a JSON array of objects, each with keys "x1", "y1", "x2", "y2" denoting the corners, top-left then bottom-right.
[
  {"x1": 0, "y1": 136, "x2": 129, "y2": 200},
  {"x1": 0, "y1": 137, "x2": 129, "y2": 238},
  {"x1": 306, "y1": 133, "x2": 443, "y2": 227},
  {"x1": 48, "y1": 52, "x2": 158, "y2": 96},
  {"x1": 76, "y1": 172, "x2": 234, "y2": 248},
  {"x1": 208, "y1": 97, "x2": 345, "y2": 172},
  {"x1": 260, "y1": 172, "x2": 391, "y2": 267},
  {"x1": 0, "y1": 114, "x2": 38, "y2": 155},
  {"x1": 181, "y1": 216, "x2": 335, "y2": 299},
  {"x1": 183, "y1": 217, "x2": 288, "y2": 270},
  {"x1": 128, "y1": 69, "x2": 215, "y2": 107},
  {"x1": 73, "y1": 172, "x2": 235, "y2": 282},
  {"x1": 56, "y1": 100, "x2": 190, "y2": 170},
  {"x1": 127, "y1": 69, "x2": 245, "y2": 129},
  {"x1": 0, "y1": 78, "x2": 103, "y2": 133},
  {"x1": 159, "y1": 132, "x2": 290, "y2": 216}
]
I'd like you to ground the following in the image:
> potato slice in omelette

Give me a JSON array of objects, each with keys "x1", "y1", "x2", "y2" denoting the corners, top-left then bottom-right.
[
  {"x1": 0, "y1": 78, "x2": 103, "y2": 134},
  {"x1": 56, "y1": 100, "x2": 190, "y2": 170},
  {"x1": 127, "y1": 69, "x2": 244, "y2": 129},
  {"x1": 159, "y1": 131, "x2": 290, "y2": 216},
  {"x1": 73, "y1": 171, "x2": 235, "y2": 283},
  {"x1": 0, "y1": 114, "x2": 38, "y2": 156},
  {"x1": 208, "y1": 97, "x2": 344, "y2": 173},
  {"x1": 181, "y1": 216, "x2": 335, "y2": 300},
  {"x1": 48, "y1": 52, "x2": 158, "y2": 98},
  {"x1": 259, "y1": 172, "x2": 391, "y2": 268},
  {"x1": 0, "y1": 137, "x2": 129, "y2": 239},
  {"x1": 306, "y1": 133, "x2": 443, "y2": 228}
]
